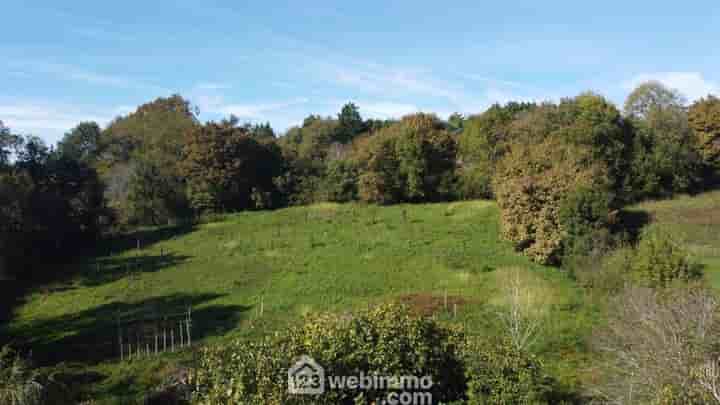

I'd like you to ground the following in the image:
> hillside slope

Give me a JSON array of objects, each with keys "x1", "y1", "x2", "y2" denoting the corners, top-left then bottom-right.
[{"x1": 4, "y1": 201, "x2": 594, "y2": 403}]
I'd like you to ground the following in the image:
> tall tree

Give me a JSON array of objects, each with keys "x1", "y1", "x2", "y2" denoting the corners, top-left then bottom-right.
[
  {"x1": 624, "y1": 83, "x2": 702, "y2": 198},
  {"x1": 99, "y1": 95, "x2": 198, "y2": 223},
  {"x1": 248, "y1": 122, "x2": 276, "y2": 141},
  {"x1": 182, "y1": 120, "x2": 284, "y2": 213},
  {"x1": 336, "y1": 102, "x2": 365, "y2": 143},
  {"x1": 58, "y1": 121, "x2": 101, "y2": 163},
  {"x1": 624, "y1": 81, "x2": 686, "y2": 119},
  {"x1": 689, "y1": 95, "x2": 720, "y2": 170}
]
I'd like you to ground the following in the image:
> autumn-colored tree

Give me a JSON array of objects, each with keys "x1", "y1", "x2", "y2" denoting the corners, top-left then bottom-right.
[
  {"x1": 182, "y1": 120, "x2": 284, "y2": 213},
  {"x1": 689, "y1": 95, "x2": 720, "y2": 170},
  {"x1": 494, "y1": 136, "x2": 608, "y2": 264}
]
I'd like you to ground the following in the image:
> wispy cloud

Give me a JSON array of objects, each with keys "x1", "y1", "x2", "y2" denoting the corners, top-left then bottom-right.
[
  {"x1": 358, "y1": 101, "x2": 420, "y2": 119},
  {"x1": 327, "y1": 63, "x2": 466, "y2": 103},
  {"x1": 6, "y1": 60, "x2": 167, "y2": 92},
  {"x1": 624, "y1": 72, "x2": 719, "y2": 102},
  {"x1": 0, "y1": 101, "x2": 123, "y2": 144},
  {"x1": 218, "y1": 98, "x2": 310, "y2": 119}
]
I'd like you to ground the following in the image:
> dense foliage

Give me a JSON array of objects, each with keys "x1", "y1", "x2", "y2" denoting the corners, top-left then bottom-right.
[
  {"x1": 2, "y1": 82, "x2": 718, "y2": 279},
  {"x1": 191, "y1": 304, "x2": 556, "y2": 405},
  {"x1": 191, "y1": 304, "x2": 466, "y2": 404},
  {"x1": 0, "y1": 125, "x2": 108, "y2": 282},
  {"x1": 181, "y1": 118, "x2": 284, "y2": 214}
]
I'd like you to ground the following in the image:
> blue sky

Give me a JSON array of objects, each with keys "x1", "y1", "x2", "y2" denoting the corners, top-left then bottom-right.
[{"x1": 1, "y1": 1, "x2": 719, "y2": 145}]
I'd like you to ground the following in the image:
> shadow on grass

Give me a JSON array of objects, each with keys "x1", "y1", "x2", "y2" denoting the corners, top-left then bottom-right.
[
  {"x1": 97, "y1": 224, "x2": 196, "y2": 257},
  {"x1": 79, "y1": 252, "x2": 192, "y2": 287},
  {"x1": 1, "y1": 224, "x2": 198, "y2": 331},
  {"x1": 615, "y1": 209, "x2": 652, "y2": 244},
  {"x1": 7, "y1": 292, "x2": 250, "y2": 366}
]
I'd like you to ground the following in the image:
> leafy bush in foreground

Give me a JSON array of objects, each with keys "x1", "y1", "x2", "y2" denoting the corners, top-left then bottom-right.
[
  {"x1": 191, "y1": 304, "x2": 466, "y2": 404},
  {"x1": 190, "y1": 304, "x2": 558, "y2": 405},
  {"x1": 463, "y1": 338, "x2": 553, "y2": 405}
]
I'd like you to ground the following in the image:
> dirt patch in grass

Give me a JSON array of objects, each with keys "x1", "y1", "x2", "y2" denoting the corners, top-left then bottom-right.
[{"x1": 398, "y1": 293, "x2": 466, "y2": 316}]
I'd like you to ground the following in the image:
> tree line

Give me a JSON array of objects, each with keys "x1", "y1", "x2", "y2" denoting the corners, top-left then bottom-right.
[{"x1": 1, "y1": 83, "x2": 720, "y2": 281}]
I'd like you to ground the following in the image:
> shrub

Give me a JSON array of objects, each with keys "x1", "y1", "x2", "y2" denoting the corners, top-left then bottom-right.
[
  {"x1": 190, "y1": 304, "x2": 466, "y2": 404},
  {"x1": 630, "y1": 225, "x2": 702, "y2": 288},
  {"x1": 463, "y1": 339, "x2": 553, "y2": 405},
  {"x1": 570, "y1": 245, "x2": 633, "y2": 294}
]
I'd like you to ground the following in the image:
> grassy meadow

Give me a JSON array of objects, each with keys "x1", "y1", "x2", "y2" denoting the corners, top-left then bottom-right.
[
  {"x1": 7, "y1": 191, "x2": 719, "y2": 403},
  {"x1": 3, "y1": 200, "x2": 601, "y2": 403}
]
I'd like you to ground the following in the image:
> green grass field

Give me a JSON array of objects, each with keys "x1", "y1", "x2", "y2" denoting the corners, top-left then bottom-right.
[
  {"x1": 3, "y1": 200, "x2": 601, "y2": 403},
  {"x1": 5, "y1": 191, "x2": 720, "y2": 403},
  {"x1": 6, "y1": 192, "x2": 720, "y2": 403}
]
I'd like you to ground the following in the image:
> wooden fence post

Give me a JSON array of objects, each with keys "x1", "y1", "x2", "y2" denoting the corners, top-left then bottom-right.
[
  {"x1": 186, "y1": 307, "x2": 192, "y2": 346},
  {"x1": 117, "y1": 317, "x2": 123, "y2": 361}
]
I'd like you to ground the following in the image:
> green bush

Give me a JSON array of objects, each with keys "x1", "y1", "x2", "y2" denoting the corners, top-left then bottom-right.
[
  {"x1": 190, "y1": 304, "x2": 466, "y2": 404},
  {"x1": 463, "y1": 339, "x2": 553, "y2": 405},
  {"x1": 630, "y1": 226, "x2": 702, "y2": 288},
  {"x1": 574, "y1": 225, "x2": 703, "y2": 292},
  {"x1": 191, "y1": 304, "x2": 563, "y2": 405}
]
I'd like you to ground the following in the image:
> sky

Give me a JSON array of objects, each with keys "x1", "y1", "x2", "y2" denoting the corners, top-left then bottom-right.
[{"x1": 1, "y1": 1, "x2": 719, "y2": 145}]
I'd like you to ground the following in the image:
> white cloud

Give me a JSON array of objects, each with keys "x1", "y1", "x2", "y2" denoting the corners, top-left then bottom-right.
[
  {"x1": 463, "y1": 74, "x2": 525, "y2": 89},
  {"x1": 624, "y1": 72, "x2": 719, "y2": 102},
  {"x1": 359, "y1": 102, "x2": 420, "y2": 119},
  {"x1": 112, "y1": 105, "x2": 136, "y2": 116},
  {"x1": 0, "y1": 102, "x2": 122, "y2": 144},
  {"x1": 218, "y1": 98, "x2": 310, "y2": 119},
  {"x1": 325, "y1": 63, "x2": 466, "y2": 103}
]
